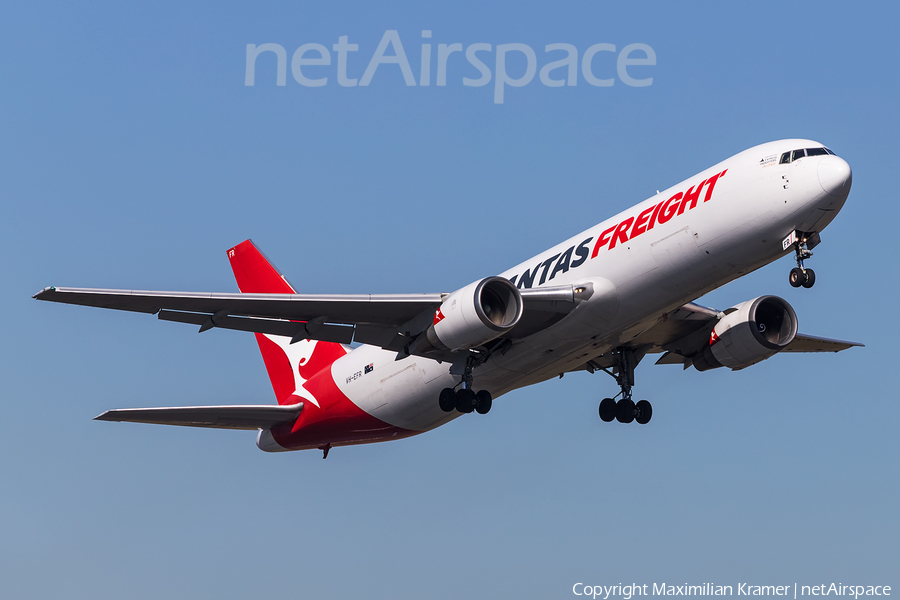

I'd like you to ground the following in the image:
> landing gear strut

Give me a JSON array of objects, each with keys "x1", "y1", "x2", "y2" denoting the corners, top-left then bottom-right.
[
  {"x1": 437, "y1": 354, "x2": 493, "y2": 415},
  {"x1": 593, "y1": 347, "x2": 652, "y2": 425},
  {"x1": 788, "y1": 232, "x2": 816, "y2": 288}
]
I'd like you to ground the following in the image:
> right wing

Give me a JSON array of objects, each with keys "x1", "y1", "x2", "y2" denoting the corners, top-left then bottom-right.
[
  {"x1": 33, "y1": 239, "x2": 595, "y2": 355},
  {"x1": 33, "y1": 284, "x2": 581, "y2": 351},
  {"x1": 34, "y1": 285, "x2": 443, "y2": 347}
]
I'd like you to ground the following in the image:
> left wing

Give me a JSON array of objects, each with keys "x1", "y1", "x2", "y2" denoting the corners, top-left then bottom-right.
[
  {"x1": 781, "y1": 333, "x2": 864, "y2": 353},
  {"x1": 578, "y1": 300, "x2": 862, "y2": 372},
  {"x1": 636, "y1": 301, "x2": 862, "y2": 360}
]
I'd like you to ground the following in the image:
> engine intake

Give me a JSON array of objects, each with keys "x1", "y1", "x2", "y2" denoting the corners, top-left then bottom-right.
[
  {"x1": 409, "y1": 276, "x2": 523, "y2": 356},
  {"x1": 693, "y1": 295, "x2": 798, "y2": 371}
]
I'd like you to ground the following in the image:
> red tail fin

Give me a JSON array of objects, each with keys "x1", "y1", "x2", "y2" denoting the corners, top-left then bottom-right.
[
  {"x1": 227, "y1": 240, "x2": 348, "y2": 406},
  {"x1": 228, "y1": 239, "x2": 296, "y2": 294}
]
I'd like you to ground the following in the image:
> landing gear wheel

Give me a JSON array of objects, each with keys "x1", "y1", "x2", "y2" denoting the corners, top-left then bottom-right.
[
  {"x1": 789, "y1": 268, "x2": 805, "y2": 288},
  {"x1": 438, "y1": 388, "x2": 456, "y2": 412},
  {"x1": 475, "y1": 390, "x2": 493, "y2": 414},
  {"x1": 599, "y1": 398, "x2": 616, "y2": 422},
  {"x1": 635, "y1": 400, "x2": 652, "y2": 424},
  {"x1": 615, "y1": 398, "x2": 636, "y2": 424},
  {"x1": 802, "y1": 268, "x2": 816, "y2": 288},
  {"x1": 455, "y1": 388, "x2": 476, "y2": 413}
]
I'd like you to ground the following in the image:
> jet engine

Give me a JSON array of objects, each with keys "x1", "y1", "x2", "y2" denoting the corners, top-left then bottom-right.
[
  {"x1": 409, "y1": 276, "x2": 523, "y2": 356},
  {"x1": 692, "y1": 295, "x2": 798, "y2": 371}
]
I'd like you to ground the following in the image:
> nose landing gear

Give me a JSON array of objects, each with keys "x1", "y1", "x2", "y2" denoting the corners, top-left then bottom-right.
[{"x1": 786, "y1": 231, "x2": 817, "y2": 288}]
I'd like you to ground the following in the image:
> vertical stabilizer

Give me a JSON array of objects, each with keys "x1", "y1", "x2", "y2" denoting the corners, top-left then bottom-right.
[
  {"x1": 227, "y1": 240, "x2": 347, "y2": 405},
  {"x1": 228, "y1": 239, "x2": 296, "y2": 294}
]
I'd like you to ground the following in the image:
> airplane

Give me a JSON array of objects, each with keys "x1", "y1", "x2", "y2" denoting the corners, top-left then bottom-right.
[{"x1": 34, "y1": 139, "x2": 862, "y2": 458}]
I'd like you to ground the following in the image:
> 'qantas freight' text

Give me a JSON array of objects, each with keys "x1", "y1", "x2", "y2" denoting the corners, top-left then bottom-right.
[{"x1": 509, "y1": 169, "x2": 727, "y2": 289}]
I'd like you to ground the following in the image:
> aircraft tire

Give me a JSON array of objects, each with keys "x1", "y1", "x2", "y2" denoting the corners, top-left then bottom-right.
[
  {"x1": 789, "y1": 268, "x2": 805, "y2": 288},
  {"x1": 635, "y1": 400, "x2": 652, "y2": 424},
  {"x1": 475, "y1": 390, "x2": 493, "y2": 414},
  {"x1": 599, "y1": 398, "x2": 617, "y2": 422},
  {"x1": 455, "y1": 388, "x2": 476, "y2": 413},
  {"x1": 615, "y1": 399, "x2": 636, "y2": 423},
  {"x1": 439, "y1": 388, "x2": 457, "y2": 412},
  {"x1": 802, "y1": 268, "x2": 816, "y2": 288}
]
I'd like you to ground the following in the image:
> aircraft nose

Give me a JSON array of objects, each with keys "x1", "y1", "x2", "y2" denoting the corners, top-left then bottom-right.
[{"x1": 818, "y1": 155, "x2": 852, "y2": 197}]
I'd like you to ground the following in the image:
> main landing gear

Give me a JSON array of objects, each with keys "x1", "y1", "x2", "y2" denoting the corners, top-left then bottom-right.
[
  {"x1": 438, "y1": 354, "x2": 492, "y2": 415},
  {"x1": 787, "y1": 232, "x2": 816, "y2": 289},
  {"x1": 593, "y1": 347, "x2": 652, "y2": 425},
  {"x1": 598, "y1": 398, "x2": 652, "y2": 425},
  {"x1": 439, "y1": 387, "x2": 492, "y2": 414}
]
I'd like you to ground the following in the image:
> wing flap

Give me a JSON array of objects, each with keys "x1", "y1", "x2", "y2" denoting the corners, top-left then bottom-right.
[
  {"x1": 156, "y1": 310, "x2": 355, "y2": 344},
  {"x1": 94, "y1": 403, "x2": 304, "y2": 430},
  {"x1": 628, "y1": 302, "x2": 720, "y2": 355}
]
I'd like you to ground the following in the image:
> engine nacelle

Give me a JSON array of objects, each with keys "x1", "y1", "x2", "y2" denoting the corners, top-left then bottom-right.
[
  {"x1": 693, "y1": 295, "x2": 798, "y2": 371},
  {"x1": 409, "y1": 276, "x2": 523, "y2": 355}
]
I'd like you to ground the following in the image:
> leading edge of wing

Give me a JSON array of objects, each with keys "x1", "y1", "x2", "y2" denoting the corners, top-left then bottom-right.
[
  {"x1": 94, "y1": 403, "x2": 304, "y2": 430},
  {"x1": 33, "y1": 286, "x2": 444, "y2": 326}
]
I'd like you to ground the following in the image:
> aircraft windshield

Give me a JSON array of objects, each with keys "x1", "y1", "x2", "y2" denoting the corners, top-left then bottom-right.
[{"x1": 779, "y1": 147, "x2": 835, "y2": 164}]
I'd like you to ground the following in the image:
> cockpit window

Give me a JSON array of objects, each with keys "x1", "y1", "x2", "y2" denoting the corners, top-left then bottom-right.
[{"x1": 781, "y1": 147, "x2": 835, "y2": 164}]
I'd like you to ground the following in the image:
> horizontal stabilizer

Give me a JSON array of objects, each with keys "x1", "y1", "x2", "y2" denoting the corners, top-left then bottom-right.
[{"x1": 94, "y1": 403, "x2": 303, "y2": 430}]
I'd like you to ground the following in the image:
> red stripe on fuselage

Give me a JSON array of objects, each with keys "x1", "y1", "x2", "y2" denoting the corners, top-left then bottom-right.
[{"x1": 271, "y1": 360, "x2": 418, "y2": 450}]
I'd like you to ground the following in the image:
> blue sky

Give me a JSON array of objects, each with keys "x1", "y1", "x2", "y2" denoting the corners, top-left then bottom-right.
[{"x1": 2, "y1": 2, "x2": 897, "y2": 598}]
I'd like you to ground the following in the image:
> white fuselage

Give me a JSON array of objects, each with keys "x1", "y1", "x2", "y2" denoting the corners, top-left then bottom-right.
[{"x1": 329, "y1": 139, "x2": 851, "y2": 434}]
